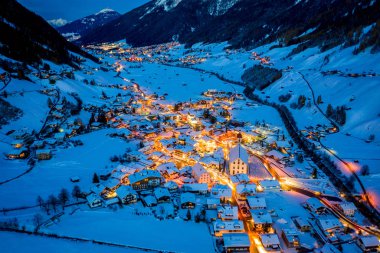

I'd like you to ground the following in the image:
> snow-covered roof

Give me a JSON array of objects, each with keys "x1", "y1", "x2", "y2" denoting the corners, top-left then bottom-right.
[
  {"x1": 164, "y1": 181, "x2": 178, "y2": 190},
  {"x1": 266, "y1": 150, "x2": 286, "y2": 159},
  {"x1": 211, "y1": 184, "x2": 232, "y2": 198},
  {"x1": 213, "y1": 220, "x2": 244, "y2": 232},
  {"x1": 260, "y1": 233, "x2": 280, "y2": 247},
  {"x1": 223, "y1": 233, "x2": 250, "y2": 248},
  {"x1": 339, "y1": 201, "x2": 357, "y2": 211},
  {"x1": 251, "y1": 211, "x2": 272, "y2": 224},
  {"x1": 182, "y1": 183, "x2": 208, "y2": 192},
  {"x1": 258, "y1": 179, "x2": 280, "y2": 189},
  {"x1": 230, "y1": 173, "x2": 250, "y2": 184},
  {"x1": 180, "y1": 192, "x2": 196, "y2": 204},
  {"x1": 143, "y1": 195, "x2": 157, "y2": 206},
  {"x1": 116, "y1": 185, "x2": 136, "y2": 198},
  {"x1": 86, "y1": 193, "x2": 101, "y2": 203},
  {"x1": 247, "y1": 196, "x2": 266, "y2": 209},
  {"x1": 129, "y1": 169, "x2": 161, "y2": 184},
  {"x1": 317, "y1": 216, "x2": 342, "y2": 231},
  {"x1": 192, "y1": 163, "x2": 209, "y2": 178},
  {"x1": 217, "y1": 205, "x2": 238, "y2": 220},
  {"x1": 358, "y1": 235, "x2": 380, "y2": 248},
  {"x1": 229, "y1": 144, "x2": 248, "y2": 164},
  {"x1": 154, "y1": 187, "x2": 171, "y2": 200},
  {"x1": 236, "y1": 183, "x2": 256, "y2": 195}
]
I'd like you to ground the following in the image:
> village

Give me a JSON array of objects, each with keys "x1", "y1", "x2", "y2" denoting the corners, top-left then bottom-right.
[{"x1": 1, "y1": 42, "x2": 379, "y2": 253}]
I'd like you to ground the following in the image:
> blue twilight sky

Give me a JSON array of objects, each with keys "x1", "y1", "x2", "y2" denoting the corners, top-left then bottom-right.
[{"x1": 17, "y1": 0, "x2": 151, "y2": 22}]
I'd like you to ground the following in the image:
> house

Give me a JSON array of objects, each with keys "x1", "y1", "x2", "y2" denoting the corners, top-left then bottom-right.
[
  {"x1": 293, "y1": 216, "x2": 311, "y2": 232},
  {"x1": 154, "y1": 187, "x2": 171, "y2": 203},
  {"x1": 316, "y1": 216, "x2": 344, "y2": 242},
  {"x1": 104, "y1": 197, "x2": 120, "y2": 207},
  {"x1": 260, "y1": 233, "x2": 282, "y2": 253},
  {"x1": 257, "y1": 179, "x2": 281, "y2": 191},
  {"x1": 210, "y1": 184, "x2": 232, "y2": 202},
  {"x1": 223, "y1": 233, "x2": 250, "y2": 253},
  {"x1": 86, "y1": 193, "x2": 102, "y2": 208},
  {"x1": 213, "y1": 220, "x2": 245, "y2": 236},
  {"x1": 128, "y1": 169, "x2": 162, "y2": 190},
  {"x1": 356, "y1": 235, "x2": 380, "y2": 252},
  {"x1": 305, "y1": 197, "x2": 327, "y2": 214},
  {"x1": 228, "y1": 144, "x2": 249, "y2": 175},
  {"x1": 337, "y1": 202, "x2": 357, "y2": 216},
  {"x1": 11, "y1": 140, "x2": 23, "y2": 149},
  {"x1": 281, "y1": 228, "x2": 300, "y2": 248},
  {"x1": 70, "y1": 176, "x2": 80, "y2": 183},
  {"x1": 116, "y1": 186, "x2": 138, "y2": 204},
  {"x1": 247, "y1": 196, "x2": 267, "y2": 210},
  {"x1": 230, "y1": 173, "x2": 250, "y2": 185},
  {"x1": 182, "y1": 183, "x2": 208, "y2": 194},
  {"x1": 251, "y1": 211, "x2": 273, "y2": 232},
  {"x1": 32, "y1": 140, "x2": 45, "y2": 149},
  {"x1": 36, "y1": 149, "x2": 52, "y2": 160},
  {"x1": 180, "y1": 192, "x2": 196, "y2": 209},
  {"x1": 236, "y1": 184, "x2": 256, "y2": 200},
  {"x1": 191, "y1": 163, "x2": 211, "y2": 184},
  {"x1": 217, "y1": 205, "x2": 238, "y2": 220},
  {"x1": 206, "y1": 198, "x2": 220, "y2": 210},
  {"x1": 164, "y1": 181, "x2": 179, "y2": 192},
  {"x1": 142, "y1": 195, "x2": 157, "y2": 207}
]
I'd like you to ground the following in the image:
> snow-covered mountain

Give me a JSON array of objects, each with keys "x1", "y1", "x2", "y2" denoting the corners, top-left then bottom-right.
[
  {"x1": 0, "y1": 0, "x2": 97, "y2": 65},
  {"x1": 57, "y1": 9, "x2": 121, "y2": 42},
  {"x1": 80, "y1": 0, "x2": 380, "y2": 54}
]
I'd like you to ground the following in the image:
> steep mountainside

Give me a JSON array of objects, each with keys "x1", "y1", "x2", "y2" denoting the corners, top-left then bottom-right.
[
  {"x1": 0, "y1": 0, "x2": 97, "y2": 65},
  {"x1": 80, "y1": 0, "x2": 380, "y2": 53},
  {"x1": 58, "y1": 9, "x2": 121, "y2": 42}
]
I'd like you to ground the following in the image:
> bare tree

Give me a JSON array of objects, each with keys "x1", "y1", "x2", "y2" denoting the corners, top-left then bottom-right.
[
  {"x1": 33, "y1": 213, "x2": 43, "y2": 230},
  {"x1": 36, "y1": 195, "x2": 44, "y2": 208},
  {"x1": 72, "y1": 185, "x2": 81, "y2": 201},
  {"x1": 58, "y1": 188, "x2": 70, "y2": 208},
  {"x1": 48, "y1": 195, "x2": 58, "y2": 213}
]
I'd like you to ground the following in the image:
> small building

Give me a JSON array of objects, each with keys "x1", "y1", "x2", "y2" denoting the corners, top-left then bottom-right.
[
  {"x1": 260, "y1": 233, "x2": 281, "y2": 252},
  {"x1": 211, "y1": 184, "x2": 232, "y2": 202},
  {"x1": 206, "y1": 197, "x2": 220, "y2": 210},
  {"x1": 191, "y1": 163, "x2": 211, "y2": 184},
  {"x1": 213, "y1": 220, "x2": 245, "y2": 237},
  {"x1": 142, "y1": 195, "x2": 157, "y2": 207},
  {"x1": 316, "y1": 216, "x2": 344, "y2": 242},
  {"x1": 154, "y1": 187, "x2": 171, "y2": 203},
  {"x1": 116, "y1": 186, "x2": 138, "y2": 204},
  {"x1": 228, "y1": 144, "x2": 249, "y2": 175},
  {"x1": 182, "y1": 183, "x2": 208, "y2": 194},
  {"x1": 180, "y1": 192, "x2": 196, "y2": 209},
  {"x1": 305, "y1": 197, "x2": 327, "y2": 214},
  {"x1": 230, "y1": 174, "x2": 250, "y2": 185},
  {"x1": 251, "y1": 211, "x2": 272, "y2": 232},
  {"x1": 129, "y1": 169, "x2": 162, "y2": 190},
  {"x1": 293, "y1": 216, "x2": 311, "y2": 232},
  {"x1": 281, "y1": 228, "x2": 300, "y2": 248},
  {"x1": 337, "y1": 201, "x2": 357, "y2": 217},
  {"x1": 6, "y1": 149, "x2": 29, "y2": 159},
  {"x1": 236, "y1": 183, "x2": 256, "y2": 200},
  {"x1": 164, "y1": 181, "x2": 179, "y2": 192},
  {"x1": 86, "y1": 193, "x2": 102, "y2": 208},
  {"x1": 247, "y1": 196, "x2": 267, "y2": 210},
  {"x1": 356, "y1": 235, "x2": 380, "y2": 252},
  {"x1": 11, "y1": 140, "x2": 24, "y2": 149},
  {"x1": 223, "y1": 233, "x2": 250, "y2": 253},
  {"x1": 257, "y1": 179, "x2": 281, "y2": 191},
  {"x1": 217, "y1": 205, "x2": 238, "y2": 221},
  {"x1": 36, "y1": 149, "x2": 52, "y2": 160}
]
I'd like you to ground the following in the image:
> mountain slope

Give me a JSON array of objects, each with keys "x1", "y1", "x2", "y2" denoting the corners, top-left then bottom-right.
[
  {"x1": 58, "y1": 9, "x2": 121, "y2": 42},
  {"x1": 0, "y1": 0, "x2": 98, "y2": 65},
  {"x1": 80, "y1": 0, "x2": 380, "y2": 53}
]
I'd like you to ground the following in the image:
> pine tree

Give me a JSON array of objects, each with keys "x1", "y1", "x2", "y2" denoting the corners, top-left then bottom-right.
[
  {"x1": 58, "y1": 188, "x2": 70, "y2": 207},
  {"x1": 186, "y1": 209, "x2": 191, "y2": 221},
  {"x1": 326, "y1": 104, "x2": 333, "y2": 117},
  {"x1": 93, "y1": 173, "x2": 100, "y2": 183},
  {"x1": 48, "y1": 195, "x2": 58, "y2": 213},
  {"x1": 72, "y1": 185, "x2": 81, "y2": 200}
]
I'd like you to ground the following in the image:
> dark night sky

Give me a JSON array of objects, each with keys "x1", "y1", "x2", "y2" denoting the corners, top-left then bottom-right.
[{"x1": 17, "y1": 0, "x2": 151, "y2": 22}]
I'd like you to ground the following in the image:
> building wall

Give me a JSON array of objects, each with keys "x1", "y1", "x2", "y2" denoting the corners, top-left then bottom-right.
[{"x1": 229, "y1": 158, "x2": 248, "y2": 175}]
